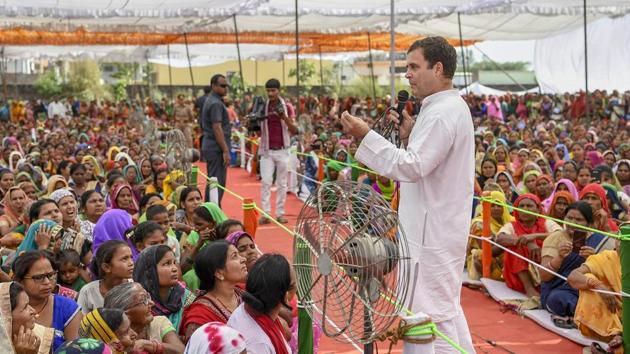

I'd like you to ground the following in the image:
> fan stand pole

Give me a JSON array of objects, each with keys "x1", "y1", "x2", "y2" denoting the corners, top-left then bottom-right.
[
  {"x1": 364, "y1": 307, "x2": 374, "y2": 354},
  {"x1": 364, "y1": 343, "x2": 374, "y2": 354}
]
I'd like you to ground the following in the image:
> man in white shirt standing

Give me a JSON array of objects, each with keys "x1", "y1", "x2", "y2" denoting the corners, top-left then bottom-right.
[{"x1": 340, "y1": 37, "x2": 475, "y2": 353}]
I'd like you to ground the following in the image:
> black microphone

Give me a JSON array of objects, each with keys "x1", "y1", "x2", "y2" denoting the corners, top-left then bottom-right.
[{"x1": 396, "y1": 90, "x2": 410, "y2": 117}]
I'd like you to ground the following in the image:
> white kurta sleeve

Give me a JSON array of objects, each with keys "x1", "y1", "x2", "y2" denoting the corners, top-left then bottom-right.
[{"x1": 355, "y1": 114, "x2": 455, "y2": 183}]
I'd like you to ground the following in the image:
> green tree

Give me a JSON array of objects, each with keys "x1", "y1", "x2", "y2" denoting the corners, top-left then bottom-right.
[
  {"x1": 34, "y1": 70, "x2": 63, "y2": 99},
  {"x1": 109, "y1": 63, "x2": 140, "y2": 101},
  {"x1": 228, "y1": 72, "x2": 252, "y2": 99},
  {"x1": 289, "y1": 60, "x2": 317, "y2": 91},
  {"x1": 64, "y1": 60, "x2": 107, "y2": 100}
]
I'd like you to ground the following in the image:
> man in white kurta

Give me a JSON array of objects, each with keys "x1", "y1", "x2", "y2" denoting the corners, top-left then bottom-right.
[{"x1": 341, "y1": 37, "x2": 475, "y2": 353}]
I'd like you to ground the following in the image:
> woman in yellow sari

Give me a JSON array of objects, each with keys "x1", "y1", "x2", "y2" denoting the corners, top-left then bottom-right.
[
  {"x1": 45, "y1": 175, "x2": 69, "y2": 196},
  {"x1": 568, "y1": 246, "x2": 623, "y2": 353},
  {"x1": 467, "y1": 190, "x2": 515, "y2": 281},
  {"x1": 82, "y1": 155, "x2": 106, "y2": 192},
  {"x1": 0, "y1": 282, "x2": 54, "y2": 354}
]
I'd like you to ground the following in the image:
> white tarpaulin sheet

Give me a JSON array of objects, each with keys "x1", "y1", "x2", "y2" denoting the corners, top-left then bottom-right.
[
  {"x1": 0, "y1": 0, "x2": 629, "y2": 39},
  {"x1": 459, "y1": 82, "x2": 539, "y2": 96},
  {"x1": 534, "y1": 14, "x2": 630, "y2": 93}
]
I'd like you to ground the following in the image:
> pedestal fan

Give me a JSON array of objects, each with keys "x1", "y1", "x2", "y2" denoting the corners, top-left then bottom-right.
[{"x1": 294, "y1": 180, "x2": 414, "y2": 353}]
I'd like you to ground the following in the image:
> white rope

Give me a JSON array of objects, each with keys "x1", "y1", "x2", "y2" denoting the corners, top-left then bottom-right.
[
  {"x1": 468, "y1": 234, "x2": 630, "y2": 298},
  {"x1": 288, "y1": 169, "x2": 322, "y2": 185}
]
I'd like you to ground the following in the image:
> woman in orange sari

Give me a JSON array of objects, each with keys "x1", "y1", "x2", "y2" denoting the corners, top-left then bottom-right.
[
  {"x1": 547, "y1": 191, "x2": 575, "y2": 221},
  {"x1": 0, "y1": 186, "x2": 27, "y2": 237}
]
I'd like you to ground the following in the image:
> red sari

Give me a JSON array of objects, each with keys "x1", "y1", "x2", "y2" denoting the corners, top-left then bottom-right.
[
  {"x1": 179, "y1": 288, "x2": 244, "y2": 336},
  {"x1": 503, "y1": 194, "x2": 548, "y2": 293},
  {"x1": 579, "y1": 183, "x2": 619, "y2": 233}
]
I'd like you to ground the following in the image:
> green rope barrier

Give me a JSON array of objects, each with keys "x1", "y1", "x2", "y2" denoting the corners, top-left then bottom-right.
[
  {"x1": 198, "y1": 171, "x2": 245, "y2": 201},
  {"x1": 234, "y1": 130, "x2": 380, "y2": 175},
  {"x1": 234, "y1": 129, "x2": 625, "y2": 238},
  {"x1": 477, "y1": 196, "x2": 621, "y2": 239},
  {"x1": 194, "y1": 169, "x2": 469, "y2": 352},
  {"x1": 406, "y1": 322, "x2": 467, "y2": 354}
]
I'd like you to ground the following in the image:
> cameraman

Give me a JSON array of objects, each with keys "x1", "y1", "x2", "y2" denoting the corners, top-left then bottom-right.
[{"x1": 258, "y1": 79, "x2": 298, "y2": 224}]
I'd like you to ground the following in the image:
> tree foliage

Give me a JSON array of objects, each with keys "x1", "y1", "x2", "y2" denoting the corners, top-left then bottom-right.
[
  {"x1": 109, "y1": 63, "x2": 140, "y2": 101},
  {"x1": 289, "y1": 60, "x2": 317, "y2": 91},
  {"x1": 34, "y1": 70, "x2": 62, "y2": 99},
  {"x1": 65, "y1": 60, "x2": 108, "y2": 100}
]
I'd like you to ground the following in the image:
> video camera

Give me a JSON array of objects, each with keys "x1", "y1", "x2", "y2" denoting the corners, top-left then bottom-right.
[
  {"x1": 246, "y1": 96, "x2": 267, "y2": 133},
  {"x1": 246, "y1": 96, "x2": 285, "y2": 133}
]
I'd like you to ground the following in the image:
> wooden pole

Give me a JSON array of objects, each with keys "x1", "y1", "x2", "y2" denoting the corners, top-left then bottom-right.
[
  {"x1": 457, "y1": 12, "x2": 469, "y2": 94},
  {"x1": 367, "y1": 32, "x2": 377, "y2": 100},
  {"x1": 389, "y1": 0, "x2": 395, "y2": 106},
  {"x1": 183, "y1": 32, "x2": 196, "y2": 92},
  {"x1": 233, "y1": 15, "x2": 245, "y2": 96},
  {"x1": 167, "y1": 44, "x2": 174, "y2": 102},
  {"x1": 295, "y1": 0, "x2": 300, "y2": 115},
  {"x1": 583, "y1": 0, "x2": 590, "y2": 122}
]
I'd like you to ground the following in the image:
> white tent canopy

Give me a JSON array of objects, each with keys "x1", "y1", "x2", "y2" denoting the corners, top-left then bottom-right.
[
  {"x1": 1, "y1": 43, "x2": 293, "y2": 67},
  {"x1": 534, "y1": 14, "x2": 630, "y2": 93},
  {"x1": 459, "y1": 82, "x2": 539, "y2": 96},
  {"x1": 0, "y1": 0, "x2": 629, "y2": 40}
]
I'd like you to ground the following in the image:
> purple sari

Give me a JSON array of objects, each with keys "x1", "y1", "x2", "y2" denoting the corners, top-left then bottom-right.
[{"x1": 91, "y1": 209, "x2": 138, "y2": 259}]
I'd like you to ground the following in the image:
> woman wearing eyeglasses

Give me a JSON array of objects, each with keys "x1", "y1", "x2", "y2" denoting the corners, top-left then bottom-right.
[
  {"x1": 104, "y1": 282, "x2": 185, "y2": 354},
  {"x1": 12, "y1": 250, "x2": 82, "y2": 352}
]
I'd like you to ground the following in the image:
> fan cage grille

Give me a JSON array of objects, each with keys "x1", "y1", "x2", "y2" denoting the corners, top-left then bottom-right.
[{"x1": 294, "y1": 180, "x2": 411, "y2": 344}]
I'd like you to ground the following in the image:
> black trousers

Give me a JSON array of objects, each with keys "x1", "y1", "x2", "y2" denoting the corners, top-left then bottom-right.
[{"x1": 205, "y1": 155, "x2": 226, "y2": 206}]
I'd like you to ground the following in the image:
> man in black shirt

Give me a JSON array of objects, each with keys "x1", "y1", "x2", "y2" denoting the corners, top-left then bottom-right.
[
  {"x1": 195, "y1": 85, "x2": 212, "y2": 119},
  {"x1": 200, "y1": 75, "x2": 231, "y2": 205}
]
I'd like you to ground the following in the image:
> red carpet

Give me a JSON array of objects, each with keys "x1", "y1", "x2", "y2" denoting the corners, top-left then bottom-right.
[{"x1": 199, "y1": 164, "x2": 583, "y2": 353}]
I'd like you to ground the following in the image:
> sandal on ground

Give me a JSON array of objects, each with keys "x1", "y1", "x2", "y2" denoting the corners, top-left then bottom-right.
[
  {"x1": 590, "y1": 342, "x2": 613, "y2": 354},
  {"x1": 551, "y1": 315, "x2": 575, "y2": 329}
]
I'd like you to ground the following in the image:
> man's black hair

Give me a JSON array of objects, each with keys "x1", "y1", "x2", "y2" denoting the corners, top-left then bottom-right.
[
  {"x1": 210, "y1": 74, "x2": 226, "y2": 86},
  {"x1": 265, "y1": 79, "x2": 281, "y2": 90}
]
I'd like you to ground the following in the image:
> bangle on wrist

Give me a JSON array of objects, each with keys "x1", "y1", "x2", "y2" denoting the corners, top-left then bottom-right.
[{"x1": 586, "y1": 277, "x2": 603, "y2": 289}]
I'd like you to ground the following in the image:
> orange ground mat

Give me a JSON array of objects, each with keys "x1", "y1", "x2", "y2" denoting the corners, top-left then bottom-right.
[{"x1": 197, "y1": 163, "x2": 582, "y2": 353}]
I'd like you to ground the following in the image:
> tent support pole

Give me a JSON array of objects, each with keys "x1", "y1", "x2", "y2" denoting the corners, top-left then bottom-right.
[
  {"x1": 233, "y1": 15, "x2": 245, "y2": 96},
  {"x1": 183, "y1": 32, "x2": 196, "y2": 93},
  {"x1": 0, "y1": 47, "x2": 6, "y2": 102},
  {"x1": 473, "y1": 44, "x2": 527, "y2": 91},
  {"x1": 457, "y1": 12, "x2": 469, "y2": 95},
  {"x1": 339, "y1": 62, "x2": 344, "y2": 97},
  {"x1": 318, "y1": 45, "x2": 324, "y2": 90},
  {"x1": 367, "y1": 32, "x2": 377, "y2": 100},
  {"x1": 583, "y1": 0, "x2": 589, "y2": 122},
  {"x1": 389, "y1": 0, "x2": 395, "y2": 106},
  {"x1": 282, "y1": 54, "x2": 286, "y2": 86},
  {"x1": 167, "y1": 44, "x2": 174, "y2": 102},
  {"x1": 295, "y1": 0, "x2": 300, "y2": 115}
]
